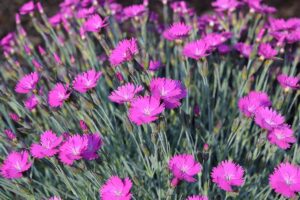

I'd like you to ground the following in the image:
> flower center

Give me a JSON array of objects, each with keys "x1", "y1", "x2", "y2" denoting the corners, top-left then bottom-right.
[
  {"x1": 14, "y1": 162, "x2": 22, "y2": 171},
  {"x1": 144, "y1": 108, "x2": 151, "y2": 116}
]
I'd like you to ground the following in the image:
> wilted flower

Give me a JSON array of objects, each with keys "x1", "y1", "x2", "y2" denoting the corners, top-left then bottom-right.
[
  {"x1": 82, "y1": 133, "x2": 102, "y2": 160},
  {"x1": 128, "y1": 96, "x2": 165, "y2": 125},
  {"x1": 0, "y1": 151, "x2": 32, "y2": 179},
  {"x1": 83, "y1": 14, "x2": 107, "y2": 32},
  {"x1": 150, "y1": 77, "x2": 187, "y2": 109},
  {"x1": 269, "y1": 162, "x2": 300, "y2": 198},
  {"x1": 79, "y1": 120, "x2": 89, "y2": 132},
  {"x1": 53, "y1": 52, "x2": 62, "y2": 64},
  {"x1": 186, "y1": 195, "x2": 208, "y2": 200},
  {"x1": 9, "y1": 112, "x2": 20, "y2": 122},
  {"x1": 238, "y1": 91, "x2": 272, "y2": 117},
  {"x1": 123, "y1": 5, "x2": 146, "y2": 19},
  {"x1": 183, "y1": 40, "x2": 210, "y2": 60},
  {"x1": 267, "y1": 125, "x2": 296, "y2": 149},
  {"x1": 277, "y1": 74, "x2": 299, "y2": 91},
  {"x1": 258, "y1": 43, "x2": 277, "y2": 59},
  {"x1": 59, "y1": 135, "x2": 88, "y2": 165},
  {"x1": 168, "y1": 154, "x2": 202, "y2": 187},
  {"x1": 19, "y1": 1, "x2": 35, "y2": 15},
  {"x1": 163, "y1": 22, "x2": 191, "y2": 41},
  {"x1": 109, "y1": 38, "x2": 139, "y2": 66},
  {"x1": 73, "y1": 69, "x2": 102, "y2": 93},
  {"x1": 48, "y1": 83, "x2": 70, "y2": 108},
  {"x1": 109, "y1": 83, "x2": 143, "y2": 104},
  {"x1": 100, "y1": 176, "x2": 132, "y2": 200},
  {"x1": 15, "y1": 72, "x2": 39, "y2": 94},
  {"x1": 234, "y1": 43, "x2": 252, "y2": 58},
  {"x1": 255, "y1": 107, "x2": 285, "y2": 130},
  {"x1": 4, "y1": 129, "x2": 16, "y2": 140},
  {"x1": 212, "y1": 0, "x2": 240, "y2": 12},
  {"x1": 211, "y1": 160, "x2": 245, "y2": 191},
  {"x1": 30, "y1": 130, "x2": 63, "y2": 159},
  {"x1": 24, "y1": 95, "x2": 39, "y2": 111}
]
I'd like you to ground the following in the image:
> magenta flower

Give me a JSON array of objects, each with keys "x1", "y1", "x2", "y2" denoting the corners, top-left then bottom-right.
[
  {"x1": 48, "y1": 83, "x2": 70, "y2": 108},
  {"x1": 148, "y1": 60, "x2": 162, "y2": 71},
  {"x1": 234, "y1": 43, "x2": 252, "y2": 58},
  {"x1": 59, "y1": 135, "x2": 88, "y2": 165},
  {"x1": 109, "y1": 83, "x2": 143, "y2": 104},
  {"x1": 254, "y1": 107, "x2": 285, "y2": 130},
  {"x1": 269, "y1": 162, "x2": 300, "y2": 198},
  {"x1": 9, "y1": 112, "x2": 20, "y2": 122},
  {"x1": 80, "y1": 120, "x2": 89, "y2": 132},
  {"x1": 100, "y1": 176, "x2": 132, "y2": 200},
  {"x1": 76, "y1": 7, "x2": 95, "y2": 19},
  {"x1": 0, "y1": 151, "x2": 32, "y2": 179},
  {"x1": 19, "y1": 1, "x2": 35, "y2": 15},
  {"x1": 267, "y1": 125, "x2": 296, "y2": 149},
  {"x1": 38, "y1": 45, "x2": 46, "y2": 56},
  {"x1": 150, "y1": 77, "x2": 187, "y2": 109},
  {"x1": 73, "y1": 69, "x2": 102, "y2": 93},
  {"x1": 245, "y1": 0, "x2": 276, "y2": 14},
  {"x1": 123, "y1": 5, "x2": 146, "y2": 19},
  {"x1": 168, "y1": 154, "x2": 202, "y2": 187},
  {"x1": 83, "y1": 14, "x2": 107, "y2": 32},
  {"x1": 277, "y1": 74, "x2": 299, "y2": 91},
  {"x1": 217, "y1": 44, "x2": 231, "y2": 54},
  {"x1": 15, "y1": 72, "x2": 39, "y2": 94},
  {"x1": 24, "y1": 95, "x2": 39, "y2": 111},
  {"x1": 212, "y1": 0, "x2": 240, "y2": 12},
  {"x1": 183, "y1": 40, "x2": 210, "y2": 60},
  {"x1": 4, "y1": 129, "x2": 16, "y2": 140},
  {"x1": 30, "y1": 130, "x2": 63, "y2": 159},
  {"x1": 163, "y1": 22, "x2": 191, "y2": 41},
  {"x1": 0, "y1": 32, "x2": 14, "y2": 47},
  {"x1": 48, "y1": 197, "x2": 62, "y2": 200},
  {"x1": 258, "y1": 43, "x2": 277, "y2": 59},
  {"x1": 186, "y1": 195, "x2": 208, "y2": 200},
  {"x1": 203, "y1": 32, "x2": 231, "y2": 48},
  {"x1": 49, "y1": 14, "x2": 62, "y2": 27},
  {"x1": 82, "y1": 133, "x2": 102, "y2": 160},
  {"x1": 211, "y1": 160, "x2": 245, "y2": 192},
  {"x1": 109, "y1": 38, "x2": 139, "y2": 67},
  {"x1": 238, "y1": 91, "x2": 272, "y2": 117},
  {"x1": 128, "y1": 96, "x2": 165, "y2": 125}
]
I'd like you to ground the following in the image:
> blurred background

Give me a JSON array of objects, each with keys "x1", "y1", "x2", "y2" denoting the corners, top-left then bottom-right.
[{"x1": 1, "y1": 0, "x2": 300, "y2": 38}]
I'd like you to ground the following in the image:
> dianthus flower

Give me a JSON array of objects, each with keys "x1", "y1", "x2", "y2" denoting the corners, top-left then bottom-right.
[
  {"x1": 9, "y1": 112, "x2": 20, "y2": 122},
  {"x1": 59, "y1": 135, "x2": 88, "y2": 165},
  {"x1": 254, "y1": 107, "x2": 285, "y2": 130},
  {"x1": 0, "y1": 32, "x2": 14, "y2": 48},
  {"x1": 109, "y1": 83, "x2": 143, "y2": 104},
  {"x1": 150, "y1": 77, "x2": 187, "y2": 109},
  {"x1": 24, "y1": 95, "x2": 39, "y2": 111},
  {"x1": 0, "y1": 151, "x2": 32, "y2": 179},
  {"x1": 183, "y1": 40, "x2": 210, "y2": 60},
  {"x1": 109, "y1": 38, "x2": 139, "y2": 67},
  {"x1": 168, "y1": 154, "x2": 202, "y2": 187},
  {"x1": 258, "y1": 43, "x2": 277, "y2": 59},
  {"x1": 83, "y1": 14, "x2": 107, "y2": 32},
  {"x1": 148, "y1": 60, "x2": 162, "y2": 71},
  {"x1": 82, "y1": 133, "x2": 102, "y2": 160},
  {"x1": 15, "y1": 72, "x2": 39, "y2": 94},
  {"x1": 267, "y1": 125, "x2": 296, "y2": 149},
  {"x1": 123, "y1": 4, "x2": 146, "y2": 19},
  {"x1": 186, "y1": 195, "x2": 208, "y2": 200},
  {"x1": 202, "y1": 32, "x2": 231, "y2": 48},
  {"x1": 163, "y1": 22, "x2": 191, "y2": 41},
  {"x1": 234, "y1": 43, "x2": 252, "y2": 58},
  {"x1": 73, "y1": 69, "x2": 102, "y2": 93},
  {"x1": 238, "y1": 91, "x2": 271, "y2": 117},
  {"x1": 4, "y1": 129, "x2": 16, "y2": 140},
  {"x1": 30, "y1": 130, "x2": 63, "y2": 159},
  {"x1": 269, "y1": 162, "x2": 300, "y2": 198},
  {"x1": 128, "y1": 96, "x2": 165, "y2": 125},
  {"x1": 211, "y1": 160, "x2": 245, "y2": 191},
  {"x1": 100, "y1": 176, "x2": 132, "y2": 200},
  {"x1": 49, "y1": 13, "x2": 62, "y2": 27},
  {"x1": 76, "y1": 7, "x2": 95, "y2": 19},
  {"x1": 244, "y1": 0, "x2": 276, "y2": 14},
  {"x1": 212, "y1": 0, "x2": 240, "y2": 12},
  {"x1": 19, "y1": 1, "x2": 35, "y2": 15},
  {"x1": 277, "y1": 74, "x2": 299, "y2": 91},
  {"x1": 48, "y1": 83, "x2": 70, "y2": 108}
]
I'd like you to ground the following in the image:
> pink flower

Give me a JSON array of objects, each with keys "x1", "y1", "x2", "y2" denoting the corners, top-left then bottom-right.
[
  {"x1": 1, "y1": 32, "x2": 14, "y2": 47},
  {"x1": 53, "y1": 53, "x2": 62, "y2": 64},
  {"x1": 15, "y1": 72, "x2": 39, "y2": 94},
  {"x1": 49, "y1": 14, "x2": 62, "y2": 27},
  {"x1": 277, "y1": 74, "x2": 299, "y2": 91},
  {"x1": 238, "y1": 91, "x2": 272, "y2": 117},
  {"x1": 76, "y1": 7, "x2": 95, "y2": 19},
  {"x1": 258, "y1": 43, "x2": 277, "y2": 59},
  {"x1": 80, "y1": 120, "x2": 89, "y2": 132},
  {"x1": 212, "y1": 0, "x2": 240, "y2": 12},
  {"x1": 0, "y1": 151, "x2": 32, "y2": 179},
  {"x1": 123, "y1": 5, "x2": 146, "y2": 19},
  {"x1": 82, "y1": 133, "x2": 102, "y2": 160},
  {"x1": 254, "y1": 107, "x2": 285, "y2": 130},
  {"x1": 211, "y1": 160, "x2": 245, "y2": 192},
  {"x1": 269, "y1": 162, "x2": 300, "y2": 198},
  {"x1": 59, "y1": 135, "x2": 88, "y2": 165},
  {"x1": 203, "y1": 32, "x2": 231, "y2": 48},
  {"x1": 234, "y1": 43, "x2": 252, "y2": 58},
  {"x1": 38, "y1": 45, "x2": 46, "y2": 55},
  {"x1": 244, "y1": 0, "x2": 276, "y2": 14},
  {"x1": 150, "y1": 77, "x2": 187, "y2": 109},
  {"x1": 168, "y1": 154, "x2": 202, "y2": 187},
  {"x1": 48, "y1": 196, "x2": 62, "y2": 200},
  {"x1": 100, "y1": 176, "x2": 132, "y2": 200},
  {"x1": 267, "y1": 125, "x2": 296, "y2": 149},
  {"x1": 19, "y1": 1, "x2": 35, "y2": 15},
  {"x1": 109, "y1": 83, "x2": 143, "y2": 104},
  {"x1": 148, "y1": 60, "x2": 162, "y2": 71},
  {"x1": 9, "y1": 112, "x2": 20, "y2": 122},
  {"x1": 83, "y1": 14, "x2": 107, "y2": 32},
  {"x1": 128, "y1": 96, "x2": 165, "y2": 125},
  {"x1": 73, "y1": 69, "x2": 102, "y2": 93},
  {"x1": 48, "y1": 83, "x2": 70, "y2": 108},
  {"x1": 30, "y1": 130, "x2": 63, "y2": 159},
  {"x1": 4, "y1": 129, "x2": 16, "y2": 140},
  {"x1": 24, "y1": 95, "x2": 39, "y2": 111},
  {"x1": 109, "y1": 38, "x2": 139, "y2": 67},
  {"x1": 163, "y1": 22, "x2": 191, "y2": 41},
  {"x1": 183, "y1": 40, "x2": 210, "y2": 60},
  {"x1": 186, "y1": 195, "x2": 208, "y2": 200}
]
